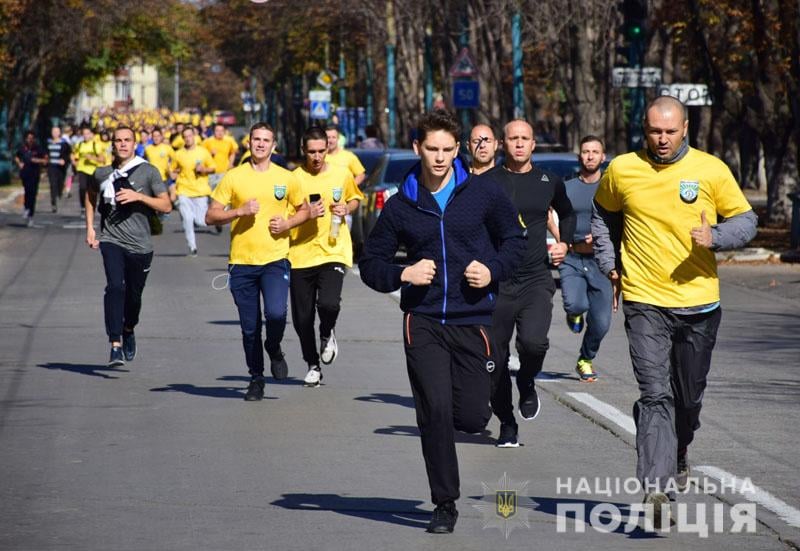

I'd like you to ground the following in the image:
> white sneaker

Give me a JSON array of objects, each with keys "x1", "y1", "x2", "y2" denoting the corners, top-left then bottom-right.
[
  {"x1": 304, "y1": 365, "x2": 322, "y2": 387},
  {"x1": 320, "y1": 331, "x2": 338, "y2": 365},
  {"x1": 27, "y1": 217, "x2": 34, "y2": 228}
]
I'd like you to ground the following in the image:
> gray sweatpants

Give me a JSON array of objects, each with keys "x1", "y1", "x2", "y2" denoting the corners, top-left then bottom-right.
[
  {"x1": 177, "y1": 195, "x2": 209, "y2": 251},
  {"x1": 623, "y1": 301, "x2": 722, "y2": 492}
]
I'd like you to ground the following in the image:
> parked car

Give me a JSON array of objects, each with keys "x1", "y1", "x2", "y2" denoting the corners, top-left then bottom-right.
[
  {"x1": 213, "y1": 110, "x2": 236, "y2": 126},
  {"x1": 350, "y1": 149, "x2": 419, "y2": 258}
]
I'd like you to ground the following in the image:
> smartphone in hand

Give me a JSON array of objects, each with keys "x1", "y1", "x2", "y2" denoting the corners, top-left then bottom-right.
[{"x1": 309, "y1": 193, "x2": 321, "y2": 203}]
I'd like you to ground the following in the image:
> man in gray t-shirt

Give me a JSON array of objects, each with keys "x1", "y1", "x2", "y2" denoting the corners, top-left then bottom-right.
[
  {"x1": 557, "y1": 135, "x2": 613, "y2": 383},
  {"x1": 85, "y1": 126, "x2": 172, "y2": 368}
]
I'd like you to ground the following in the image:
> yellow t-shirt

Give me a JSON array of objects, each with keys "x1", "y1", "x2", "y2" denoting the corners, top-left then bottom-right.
[
  {"x1": 74, "y1": 140, "x2": 102, "y2": 175},
  {"x1": 174, "y1": 147, "x2": 215, "y2": 197},
  {"x1": 289, "y1": 164, "x2": 364, "y2": 268},
  {"x1": 170, "y1": 133, "x2": 185, "y2": 151},
  {"x1": 145, "y1": 143, "x2": 175, "y2": 181},
  {"x1": 326, "y1": 149, "x2": 365, "y2": 179},
  {"x1": 202, "y1": 136, "x2": 238, "y2": 174},
  {"x1": 594, "y1": 148, "x2": 752, "y2": 308},
  {"x1": 211, "y1": 163, "x2": 304, "y2": 265}
]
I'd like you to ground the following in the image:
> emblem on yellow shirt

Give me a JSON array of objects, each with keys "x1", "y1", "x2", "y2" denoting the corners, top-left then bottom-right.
[
  {"x1": 274, "y1": 184, "x2": 286, "y2": 200},
  {"x1": 679, "y1": 180, "x2": 699, "y2": 204},
  {"x1": 332, "y1": 187, "x2": 343, "y2": 202}
]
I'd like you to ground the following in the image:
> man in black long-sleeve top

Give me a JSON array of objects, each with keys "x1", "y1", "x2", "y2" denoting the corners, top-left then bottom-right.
[{"x1": 483, "y1": 119, "x2": 576, "y2": 448}]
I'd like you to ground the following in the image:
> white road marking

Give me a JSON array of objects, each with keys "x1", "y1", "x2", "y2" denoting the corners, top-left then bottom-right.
[
  {"x1": 695, "y1": 465, "x2": 800, "y2": 528},
  {"x1": 565, "y1": 391, "x2": 637, "y2": 435}
]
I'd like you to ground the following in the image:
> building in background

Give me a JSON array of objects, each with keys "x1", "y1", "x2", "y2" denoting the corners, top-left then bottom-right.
[{"x1": 71, "y1": 60, "x2": 159, "y2": 123}]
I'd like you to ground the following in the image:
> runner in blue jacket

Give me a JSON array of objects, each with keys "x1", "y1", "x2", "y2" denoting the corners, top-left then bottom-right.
[{"x1": 359, "y1": 110, "x2": 525, "y2": 534}]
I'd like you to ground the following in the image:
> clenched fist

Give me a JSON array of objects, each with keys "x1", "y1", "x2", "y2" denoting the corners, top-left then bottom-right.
[{"x1": 401, "y1": 259, "x2": 437, "y2": 286}]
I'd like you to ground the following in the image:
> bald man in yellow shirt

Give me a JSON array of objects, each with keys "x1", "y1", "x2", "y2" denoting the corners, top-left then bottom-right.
[{"x1": 592, "y1": 96, "x2": 757, "y2": 527}]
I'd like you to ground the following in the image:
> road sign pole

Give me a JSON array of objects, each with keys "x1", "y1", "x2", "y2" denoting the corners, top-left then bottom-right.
[{"x1": 512, "y1": 11, "x2": 525, "y2": 119}]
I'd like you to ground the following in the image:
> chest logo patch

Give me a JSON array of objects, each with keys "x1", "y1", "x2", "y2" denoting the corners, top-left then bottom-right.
[
  {"x1": 274, "y1": 184, "x2": 286, "y2": 200},
  {"x1": 679, "y1": 180, "x2": 699, "y2": 204},
  {"x1": 332, "y1": 187, "x2": 343, "y2": 202}
]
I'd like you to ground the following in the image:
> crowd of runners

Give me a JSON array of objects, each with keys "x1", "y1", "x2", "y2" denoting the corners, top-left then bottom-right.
[{"x1": 12, "y1": 96, "x2": 758, "y2": 535}]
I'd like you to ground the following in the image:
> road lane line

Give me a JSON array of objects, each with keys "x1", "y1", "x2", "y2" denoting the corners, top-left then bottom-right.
[
  {"x1": 565, "y1": 391, "x2": 636, "y2": 435},
  {"x1": 695, "y1": 465, "x2": 800, "y2": 528}
]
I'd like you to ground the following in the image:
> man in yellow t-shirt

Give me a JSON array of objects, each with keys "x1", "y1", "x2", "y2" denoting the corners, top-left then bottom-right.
[
  {"x1": 592, "y1": 96, "x2": 757, "y2": 521},
  {"x1": 290, "y1": 126, "x2": 364, "y2": 386},
  {"x1": 325, "y1": 125, "x2": 366, "y2": 230},
  {"x1": 203, "y1": 123, "x2": 238, "y2": 190},
  {"x1": 170, "y1": 125, "x2": 216, "y2": 256},
  {"x1": 145, "y1": 127, "x2": 175, "y2": 183},
  {"x1": 207, "y1": 123, "x2": 312, "y2": 401},
  {"x1": 71, "y1": 125, "x2": 106, "y2": 218}
]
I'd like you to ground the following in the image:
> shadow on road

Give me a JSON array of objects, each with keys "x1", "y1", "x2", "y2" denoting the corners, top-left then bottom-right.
[
  {"x1": 218, "y1": 374, "x2": 306, "y2": 386},
  {"x1": 354, "y1": 393, "x2": 415, "y2": 408},
  {"x1": 374, "y1": 425, "x2": 496, "y2": 445},
  {"x1": 271, "y1": 493, "x2": 429, "y2": 529},
  {"x1": 38, "y1": 362, "x2": 128, "y2": 379},
  {"x1": 150, "y1": 382, "x2": 277, "y2": 400},
  {"x1": 538, "y1": 370, "x2": 578, "y2": 382},
  {"x1": 207, "y1": 320, "x2": 240, "y2": 325},
  {"x1": 467, "y1": 495, "x2": 661, "y2": 539}
]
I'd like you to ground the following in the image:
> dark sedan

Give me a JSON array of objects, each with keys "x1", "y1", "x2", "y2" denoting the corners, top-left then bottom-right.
[{"x1": 350, "y1": 149, "x2": 419, "y2": 258}]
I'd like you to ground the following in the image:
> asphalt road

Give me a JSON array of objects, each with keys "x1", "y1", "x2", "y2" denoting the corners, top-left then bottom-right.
[{"x1": 0, "y1": 192, "x2": 798, "y2": 550}]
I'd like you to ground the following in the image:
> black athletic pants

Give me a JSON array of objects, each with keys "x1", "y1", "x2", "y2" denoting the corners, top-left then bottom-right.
[
  {"x1": 289, "y1": 262, "x2": 345, "y2": 366},
  {"x1": 100, "y1": 242, "x2": 153, "y2": 343},
  {"x1": 490, "y1": 276, "x2": 555, "y2": 425},
  {"x1": 47, "y1": 165, "x2": 66, "y2": 207},
  {"x1": 403, "y1": 313, "x2": 494, "y2": 505}
]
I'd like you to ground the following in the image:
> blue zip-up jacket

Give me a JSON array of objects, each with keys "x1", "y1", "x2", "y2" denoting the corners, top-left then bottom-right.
[{"x1": 359, "y1": 157, "x2": 526, "y2": 326}]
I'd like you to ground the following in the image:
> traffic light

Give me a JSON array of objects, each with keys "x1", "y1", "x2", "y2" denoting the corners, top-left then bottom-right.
[{"x1": 620, "y1": 0, "x2": 647, "y2": 42}]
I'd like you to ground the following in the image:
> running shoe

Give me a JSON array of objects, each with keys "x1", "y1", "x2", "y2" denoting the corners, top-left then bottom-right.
[
  {"x1": 108, "y1": 346, "x2": 125, "y2": 368},
  {"x1": 427, "y1": 501, "x2": 458, "y2": 534},
  {"x1": 496, "y1": 422, "x2": 520, "y2": 448},
  {"x1": 676, "y1": 448, "x2": 690, "y2": 491},
  {"x1": 519, "y1": 388, "x2": 541, "y2": 420},
  {"x1": 244, "y1": 377, "x2": 265, "y2": 401},
  {"x1": 320, "y1": 331, "x2": 338, "y2": 365},
  {"x1": 304, "y1": 365, "x2": 322, "y2": 387},
  {"x1": 269, "y1": 350, "x2": 288, "y2": 380},
  {"x1": 189, "y1": 248, "x2": 198, "y2": 257},
  {"x1": 122, "y1": 331, "x2": 137, "y2": 361},
  {"x1": 575, "y1": 357, "x2": 598, "y2": 382},
  {"x1": 643, "y1": 491, "x2": 673, "y2": 530},
  {"x1": 566, "y1": 313, "x2": 584, "y2": 333}
]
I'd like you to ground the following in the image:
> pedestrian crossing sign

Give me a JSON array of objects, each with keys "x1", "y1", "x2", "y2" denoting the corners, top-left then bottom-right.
[{"x1": 311, "y1": 101, "x2": 330, "y2": 120}]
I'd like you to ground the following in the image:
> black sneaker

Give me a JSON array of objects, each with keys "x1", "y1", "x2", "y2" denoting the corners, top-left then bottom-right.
[
  {"x1": 676, "y1": 448, "x2": 690, "y2": 491},
  {"x1": 108, "y1": 346, "x2": 125, "y2": 368},
  {"x1": 214, "y1": 224, "x2": 223, "y2": 234},
  {"x1": 427, "y1": 501, "x2": 458, "y2": 534},
  {"x1": 244, "y1": 377, "x2": 265, "y2": 401},
  {"x1": 122, "y1": 332, "x2": 136, "y2": 361},
  {"x1": 496, "y1": 422, "x2": 520, "y2": 448},
  {"x1": 519, "y1": 388, "x2": 541, "y2": 420},
  {"x1": 269, "y1": 351, "x2": 288, "y2": 380}
]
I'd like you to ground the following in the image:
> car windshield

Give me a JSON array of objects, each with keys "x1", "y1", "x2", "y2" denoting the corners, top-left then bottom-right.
[{"x1": 384, "y1": 158, "x2": 418, "y2": 184}]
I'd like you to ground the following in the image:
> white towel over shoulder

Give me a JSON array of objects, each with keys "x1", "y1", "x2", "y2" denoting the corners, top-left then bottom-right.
[{"x1": 99, "y1": 156, "x2": 148, "y2": 206}]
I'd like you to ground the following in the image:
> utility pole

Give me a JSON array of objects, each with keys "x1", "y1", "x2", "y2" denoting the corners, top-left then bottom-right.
[
  {"x1": 173, "y1": 61, "x2": 180, "y2": 112},
  {"x1": 424, "y1": 26, "x2": 433, "y2": 111},
  {"x1": 386, "y1": 0, "x2": 397, "y2": 147},
  {"x1": 512, "y1": 11, "x2": 525, "y2": 119}
]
